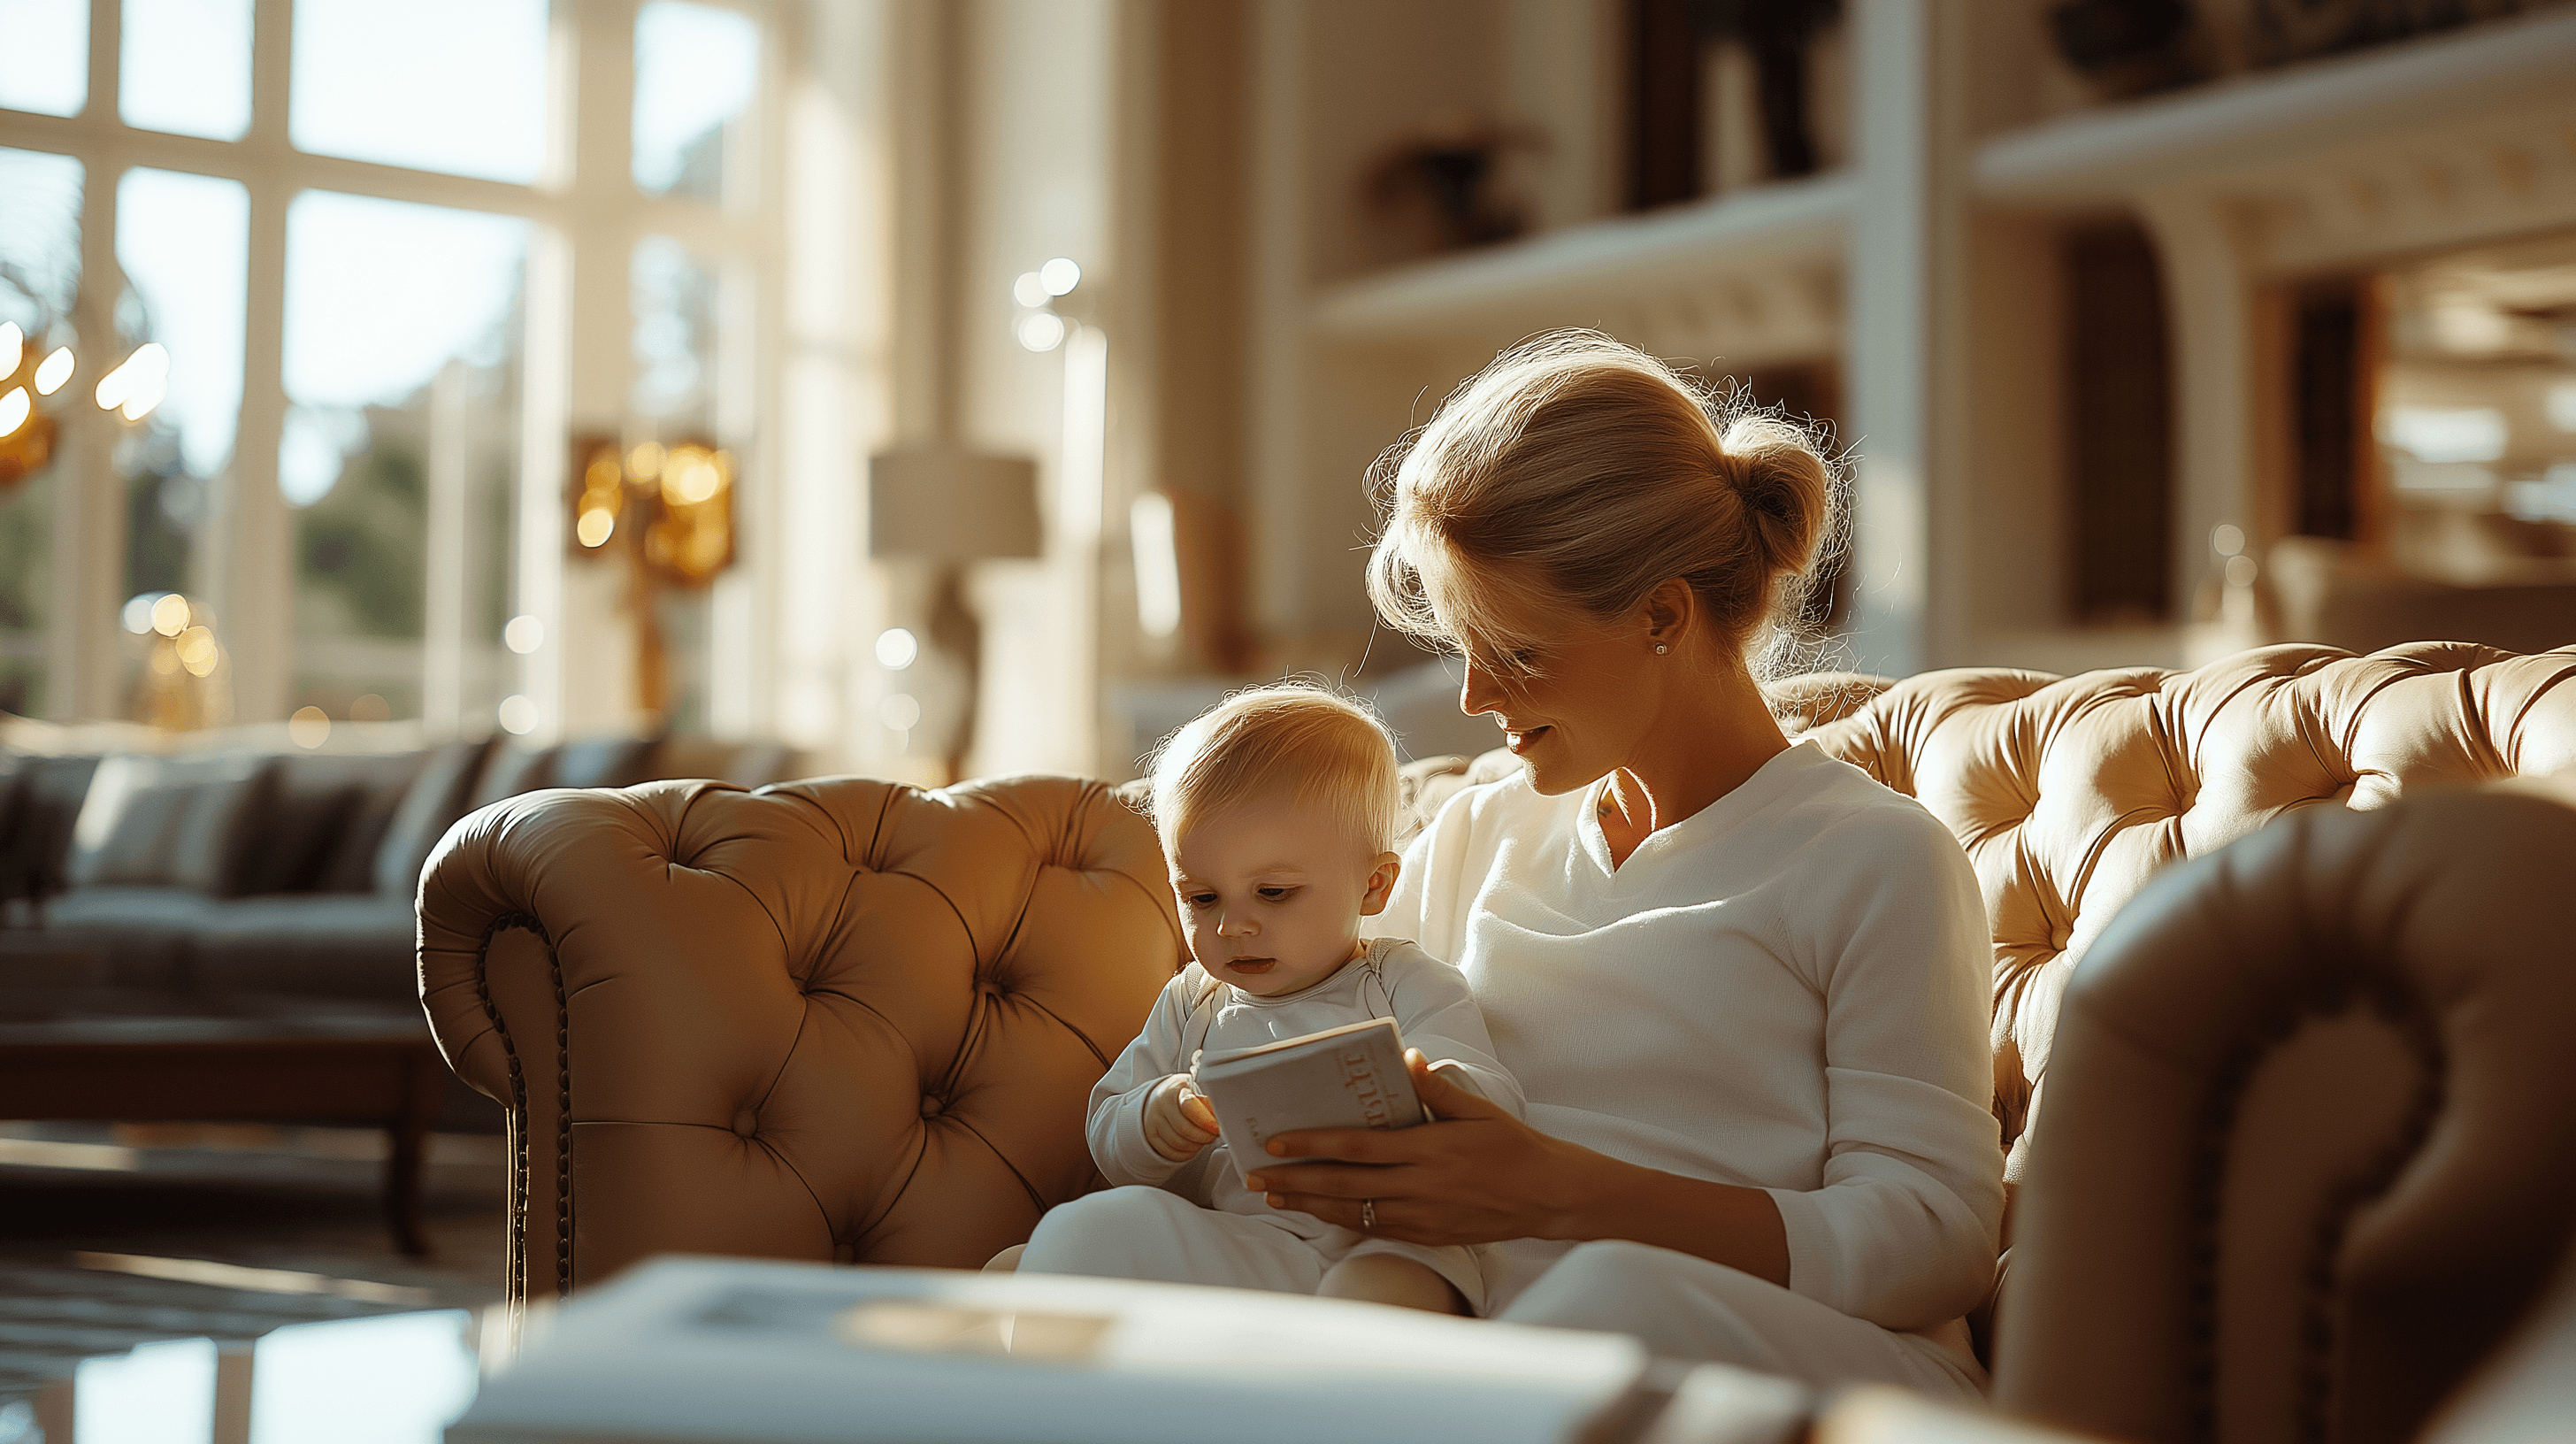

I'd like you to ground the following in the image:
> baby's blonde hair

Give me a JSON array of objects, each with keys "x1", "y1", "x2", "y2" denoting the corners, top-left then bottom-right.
[{"x1": 1146, "y1": 682, "x2": 1399, "y2": 860}]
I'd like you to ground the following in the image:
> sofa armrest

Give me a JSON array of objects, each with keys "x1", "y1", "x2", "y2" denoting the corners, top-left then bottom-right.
[
  {"x1": 418, "y1": 773, "x2": 1184, "y2": 1310},
  {"x1": 1997, "y1": 782, "x2": 2576, "y2": 1444}
]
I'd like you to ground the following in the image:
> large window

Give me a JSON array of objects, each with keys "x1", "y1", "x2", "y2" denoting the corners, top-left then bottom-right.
[{"x1": 0, "y1": 0, "x2": 774, "y2": 739}]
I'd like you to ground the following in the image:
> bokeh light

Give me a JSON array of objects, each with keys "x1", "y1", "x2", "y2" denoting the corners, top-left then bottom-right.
[
  {"x1": 576, "y1": 506, "x2": 617, "y2": 548},
  {"x1": 0, "y1": 388, "x2": 27, "y2": 439},
  {"x1": 1016, "y1": 312, "x2": 1065, "y2": 353},
  {"x1": 34, "y1": 347, "x2": 73, "y2": 395},
  {"x1": 95, "y1": 342, "x2": 171, "y2": 420},
  {"x1": 1012, "y1": 272, "x2": 1047, "y2": 309},
  {"x1": 880, "y1": 694, "x2": 922, "y2": 732},
  {"x1": 122, "y1": 595, "x2": 162, "y2": 635},
  {"x1": 503, "y1": 615, "x2": 544, "y2": 654},
  {"x1": 175, "y1": 626, "x2": 219, "y2": 677},
  {"x1": 150, "y1": 593, "x2": 192, "y2": 637},
  {"x1": 349, "y1": 692, "x2": 390, "y2": 722},
  {"x1": 288, "y1": 705, "x2": 332, "y2": 749},
  {"x1": 0, "y1": 321, "x2": 21, "y2": 375},
  {"x1": 1039, "y1": 257, "x2": 1081, "y2": 296},
  {"x1": 497, "y1": 694, "x2": 539, "y2": 734},
  {"x1": 2211, "y1": 524, "x2": 2245, "y2": 557},
  {"x1": 873, "y1": 627, "x2": 919, "y2": 670}
]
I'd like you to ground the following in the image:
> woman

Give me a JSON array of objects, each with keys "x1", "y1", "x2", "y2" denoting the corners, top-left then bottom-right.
[{"x1": 1024, "y1": 332, "x2": 2001, "y2": 1397}]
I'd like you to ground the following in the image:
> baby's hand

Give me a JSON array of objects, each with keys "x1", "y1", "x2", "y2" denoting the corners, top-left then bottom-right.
[{"x1": 1144, "y1": 1074, "x2": 1221, "y2": 1162}]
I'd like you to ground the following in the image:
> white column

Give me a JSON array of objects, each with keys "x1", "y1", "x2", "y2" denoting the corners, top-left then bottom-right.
[
  {"x1": 1840, "y1": 0, "x2": 1967, "y2": 677},
  {"x1": 1059, "y1": 319, "x2": 1108, "y2": 768},
  {"x1": 2136, "y1": 188, "x2": 2257, "y2": 628},
  {"x1": 519, "y1": 0, "x2": 644, "y2": 741},
  {"x1": 704, "y1": 2, "x2": 790, "y2": 743},
  {"x1": 1500, "y1": 0, "x2": 1619, "y2": 234},
  {"x1": 512, "y1": 227, "x2": 572, "y2": 744},
  {"x1": 420, "y1": 361, "x2": 469, "y2": 736},
  {"x1": 1245, "y1": 0, "x2": 1307, "y2": 645},
  {"x1": 771, "y1": 0, "x2": 891, "y2": 771}
]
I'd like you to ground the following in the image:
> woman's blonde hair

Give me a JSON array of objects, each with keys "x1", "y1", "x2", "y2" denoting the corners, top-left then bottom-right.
[
  {"x1": 1145, "y1": 682, "x2": 1399, "y2": 859},
  {"x1": 1366, "y1": 331, "x2": 1843, "y2": 680}
]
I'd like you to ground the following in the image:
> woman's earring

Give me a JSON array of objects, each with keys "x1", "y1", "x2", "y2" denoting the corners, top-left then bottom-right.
[{"x1": 1653, "y1": 642, "x2": 1668, "y2": 656}]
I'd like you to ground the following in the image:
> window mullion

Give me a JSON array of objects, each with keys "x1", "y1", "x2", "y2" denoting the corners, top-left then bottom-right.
[
  {"x1": 204, "y1": 0, "x2": 297, "y2": 721},
  {"x1": 52, "y1": 73, "x2": 122, "y2": 719}
]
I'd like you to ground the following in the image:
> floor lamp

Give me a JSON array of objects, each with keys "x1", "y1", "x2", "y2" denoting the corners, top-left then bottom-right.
[{"x1": 867, "y1": 446, "x2": 1042, "y2": 782}]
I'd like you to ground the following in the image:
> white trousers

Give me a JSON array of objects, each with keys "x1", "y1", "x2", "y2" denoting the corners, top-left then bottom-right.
[
  {"x1": 1021, "y1": 1186, "x2": 1487, "y2": 1312},
  {"x1": 1018, "y1": 1189, "x2": 1985, "y2": 1401}
]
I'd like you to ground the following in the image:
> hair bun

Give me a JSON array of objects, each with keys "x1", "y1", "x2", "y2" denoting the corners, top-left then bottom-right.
[{"x1": 1719, "y1": 415, "x2": 1832, "y2": 578}]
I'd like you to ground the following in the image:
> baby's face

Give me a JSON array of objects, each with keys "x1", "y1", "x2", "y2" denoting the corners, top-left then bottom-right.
[{"x1": 1169, "y1": 795, "x2": 1398, "y2": 998}]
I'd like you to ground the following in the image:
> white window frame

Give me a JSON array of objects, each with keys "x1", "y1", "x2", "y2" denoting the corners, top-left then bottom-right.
[{"x1": 0, "y1": 0, "x2": 787, "y2": 739}]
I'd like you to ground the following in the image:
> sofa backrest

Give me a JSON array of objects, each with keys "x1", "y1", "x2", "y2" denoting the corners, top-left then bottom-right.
[{"x1": 1794, "y1": 641, "x2": 2576, "y2": 1175}]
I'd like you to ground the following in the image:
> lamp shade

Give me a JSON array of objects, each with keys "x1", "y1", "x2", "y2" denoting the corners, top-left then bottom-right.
[{"x1": 868, "y1": 446, "x2": 1043, "y2": 561}]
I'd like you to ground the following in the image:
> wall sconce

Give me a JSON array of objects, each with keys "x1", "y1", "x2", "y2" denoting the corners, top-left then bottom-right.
[
  {"x1": 568, "y1": 434, "x2": 736, "y2": 586},
  {"x1": 567, "y1": 434, "x2": 739, "y2": 722}
]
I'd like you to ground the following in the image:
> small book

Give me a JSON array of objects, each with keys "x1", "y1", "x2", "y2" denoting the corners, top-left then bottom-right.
[{"x1": 1193, "y1": 1016, "x2": 1423, "y2": 1182}]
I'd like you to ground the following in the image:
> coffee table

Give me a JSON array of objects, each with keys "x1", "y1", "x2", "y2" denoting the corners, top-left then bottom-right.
[
  {"x1": 24, "y1": 1304, "x2": 490, "y2": 1443},
  {"x1": 0, "y1": 986, "x2": 450, "y2": 1256}
]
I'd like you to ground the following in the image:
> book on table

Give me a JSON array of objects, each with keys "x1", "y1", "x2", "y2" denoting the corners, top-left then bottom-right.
[
  {"x1": 1192, "y1": 1015, "x2": 1424, "y2": 1184},
  {"x1": 449, "y1": 1256, "x2": 1661, "y2": 1444}
]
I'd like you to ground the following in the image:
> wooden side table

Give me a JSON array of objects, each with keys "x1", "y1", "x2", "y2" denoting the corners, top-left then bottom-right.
[{"x1": 0, "y1": 991, "x2": 450, "y2": 1256}]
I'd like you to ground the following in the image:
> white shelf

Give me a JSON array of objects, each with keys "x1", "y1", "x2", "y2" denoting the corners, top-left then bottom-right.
[
  {"x1": 1973, "y1": 7, "x2": 2576, "y2": 205},
  {"x1": 1308, "y1": 171, "x2": 1853, "y2": 344}
]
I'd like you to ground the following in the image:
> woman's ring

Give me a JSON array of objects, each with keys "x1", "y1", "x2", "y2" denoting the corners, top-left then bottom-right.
[{"x1": 1361, "y1": 1198, "x2": 1376, "y2": 1233}]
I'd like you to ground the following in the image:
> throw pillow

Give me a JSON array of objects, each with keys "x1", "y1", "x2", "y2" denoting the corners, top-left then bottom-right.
[
  {"x1": 19, "y1": 755, "x2": 100, "y2": 895},
  {"x1": 372, "y1": 737, "x2": 498, "y2": 899},
  {"x1": 550, "y1": 735, "x2": 658, "y2": 789},
  {"x1": 256, "y1": 751, "x2": 424, "y2": 895},
  {"x1": 68, "y1": 753, "x2": 273, "y2": 895},
  {"x1": 468, "y1": 742, "x2": 556, "y2": 811}
]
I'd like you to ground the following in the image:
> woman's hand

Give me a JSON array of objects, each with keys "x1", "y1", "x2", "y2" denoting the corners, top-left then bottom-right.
[
  {"x1": 1246, "y1": 1049, "x2": 1793, "y2": 1286},
  {"x1": 1241, "y1": 1050, "x2": 1593, "y2": 1248}
]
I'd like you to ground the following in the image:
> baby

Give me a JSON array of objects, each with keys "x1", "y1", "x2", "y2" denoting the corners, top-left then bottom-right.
[{"x1": 1086, "y1": 684, "x2": 1522, "y2": 1314}]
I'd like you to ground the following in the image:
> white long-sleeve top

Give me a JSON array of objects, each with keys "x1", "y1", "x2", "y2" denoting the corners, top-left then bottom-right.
[
  {"x1": 1364, "y1": 741, "x2": 2003, "y2": 1330},
  {"x1": 1087, "y1": 938, "x2": 1523, "y2": 1222}
]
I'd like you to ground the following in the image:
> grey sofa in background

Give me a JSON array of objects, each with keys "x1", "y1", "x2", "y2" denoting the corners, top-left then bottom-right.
[{"x1": 0, "y1": 731, "x2": 805, "y2": 1130}]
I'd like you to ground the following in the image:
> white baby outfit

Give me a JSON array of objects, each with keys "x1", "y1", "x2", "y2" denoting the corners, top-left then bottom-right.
[{"x1": 1057, "y1": 936, "x2": 1523, "y2": 1312}]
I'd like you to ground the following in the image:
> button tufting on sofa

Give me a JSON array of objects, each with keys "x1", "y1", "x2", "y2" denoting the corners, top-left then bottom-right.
[
  {"x1": 730, "y1": 1109, "x2": 757, "y2": 1138},
  {"x1": 919, "y1": 1095, "x2": 943, "y2": 1118}
]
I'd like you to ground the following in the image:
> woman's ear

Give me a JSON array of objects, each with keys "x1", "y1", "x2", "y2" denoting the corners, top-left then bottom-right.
[
  {"x1": 1641, "y1": 578, "x2": 1696, "y2": 648},
  {"x1": 1358, "y1": 851, "x2": 1402, "y2": 915}
]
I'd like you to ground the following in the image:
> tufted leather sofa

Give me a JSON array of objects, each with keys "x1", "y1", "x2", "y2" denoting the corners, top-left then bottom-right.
[{"x1": 418, "y1": 642, "x2": 2576, "y2": 1332}]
